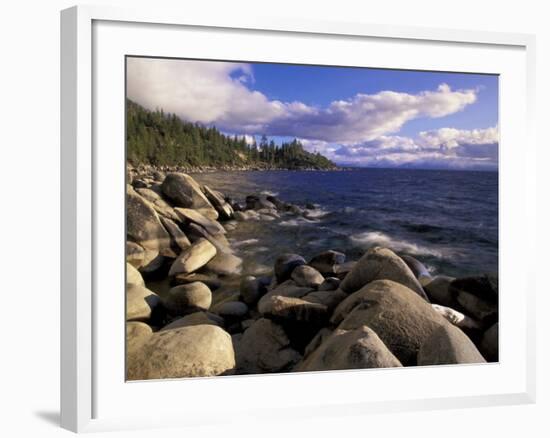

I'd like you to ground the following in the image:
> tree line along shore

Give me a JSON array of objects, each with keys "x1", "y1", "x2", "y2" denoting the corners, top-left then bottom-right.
[
  {"x1": 127, "y1": 99, "x2": 336, "y2": 171},
  {"x1": 126, "y1": 168, "x2": 498, "y2": 380}
]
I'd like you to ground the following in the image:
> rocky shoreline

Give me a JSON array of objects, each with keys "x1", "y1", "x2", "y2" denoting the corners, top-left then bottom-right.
[
  {"x1": 126, "y1": 166, "x2": 498, "y2": 380},
  {"x1": 129, "y1": 162, "x2": 353, "y2": 175}
]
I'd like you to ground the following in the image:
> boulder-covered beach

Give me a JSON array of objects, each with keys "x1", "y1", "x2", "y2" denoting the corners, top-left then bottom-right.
[{"x1": 126, "y1": 165, "x2": 498, "y2": 381}]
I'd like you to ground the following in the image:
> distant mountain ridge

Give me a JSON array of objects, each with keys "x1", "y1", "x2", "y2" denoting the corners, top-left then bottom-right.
[{"x1": 126, "y1": 99, "x2": 337, "y2": 170}]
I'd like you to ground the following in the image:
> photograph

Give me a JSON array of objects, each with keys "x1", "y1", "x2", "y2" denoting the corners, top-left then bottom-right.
[{"x1": 125, "y1": 56, "x2": 499, "y2": 381}]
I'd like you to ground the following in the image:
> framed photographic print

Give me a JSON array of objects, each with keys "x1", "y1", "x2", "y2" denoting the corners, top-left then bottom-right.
[{"x1": 61, "y1": 5, "x2": 536, "y2": 432}]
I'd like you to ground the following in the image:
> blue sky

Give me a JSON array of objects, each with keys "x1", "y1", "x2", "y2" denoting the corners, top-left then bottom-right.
[{"x1": 127, "y1": 57, "x2": 499, "y2": 170}]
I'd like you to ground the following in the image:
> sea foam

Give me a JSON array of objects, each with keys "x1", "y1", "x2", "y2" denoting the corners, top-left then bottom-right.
[{"x1": 350, "y1": 231, "x2": 444, "y2": 258}]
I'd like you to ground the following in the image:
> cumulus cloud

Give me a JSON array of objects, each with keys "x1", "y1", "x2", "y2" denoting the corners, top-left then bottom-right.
[
  {"x1": 332, "y1": 126, "x2": 498, "y2": 170},
  {"x1": 127, "y1": 58, "x2": 478, "y2": 144}
]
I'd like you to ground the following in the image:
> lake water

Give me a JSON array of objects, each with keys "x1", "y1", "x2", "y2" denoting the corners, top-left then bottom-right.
[{"x1": 192, "y1": 168, "x2": 498, "y2": 279}]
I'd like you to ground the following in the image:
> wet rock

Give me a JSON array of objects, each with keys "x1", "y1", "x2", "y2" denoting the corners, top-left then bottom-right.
[
  {"x1": 417, "y1": 324, "x2": 486, "y2": 365},
  {"x1": 246, "y1": 195, "x2": 276, "y2": 211},
  {"x1": 449, "y1": 274, "x2": 498, "y2": 303},
  {"x1": 127, "y1": 325, "x2": 235, "y2": 380},
  {"x1": 162, "y1": 282, "x2": 212, "y2": 316},
  {"x1": 240, "y1": 276, "x2": 268, "y2": 305},
  {"x1": 401, "y1": 255, "x2": 433, "y2": 286},
  {"x1": 309, "y1": 250, "x2": 346, "y2": 275},
  {"x1": 161, "y1": 173, "x2": 218, "y2": 220},
  {"x1": 215, "y1": 301, "x2": 249, "y2": 319},
  {"x1": 332, "y1": 280, "x2": 447, "y2": 365},
  {"x1": 296, "y1": 326, "x2": 402, "y2": 371},
  {"x1": 455, "y1": 291, "x2": 497, "y2": 323},
  {"x1": 274, "y1": 253, "x2": 306, "y2": 283},
  {"x1": 318, "y1": 277, "x2": 341, "y2": 291},
  {"x1": 168, "y1": 238, "x2": 217, "y2": 276},
  {"x1": 203, "y1": 185, "x2": 234, "y2": 220},
  {"x1": 233, "y1": 318, "x2": 301, "y2": 374},
  {"x1": 291, "y1": 265, "x2": 325, "y2": 288},
  {"x1": 340, "y1": 247, "x2": 428, "y2": 300},
  {"x1": 424, "y1": 275, "x2": 455, "y2": 306},
  {"x1": 479, "y1": 322, "x2": 498, "y2": 362}
]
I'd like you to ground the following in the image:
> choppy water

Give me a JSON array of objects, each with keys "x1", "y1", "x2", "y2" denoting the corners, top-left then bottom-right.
[{"x1": 192, "y1": 168, "x2": 498, "y2": 278}]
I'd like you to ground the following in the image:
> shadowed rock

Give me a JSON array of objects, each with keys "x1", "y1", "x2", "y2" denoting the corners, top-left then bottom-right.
[
  {"x1": 126, "y1": 285, "x2": 161, "y2": 322},
  {"x1": 274, "y1": 253, "x2": 306, "y2": 283},
  {"x1": 159, "y1": 216, "x2": 191, "y2": 251},
  {"x1": 233, "y1": 318, "x2": 301, "y2": 374},
  {"x1": 424, "y1": 275, "x2": 455, "y2": 306},
  {"x1": 479, "y1": 322, "x2": 499, "y2": 362},
  {"x1": 203, "y1": 185, "x2": 234, "y2": 220},
  {"x1": 175, "y1": 207, "x2": 226, "y2": 236},
  {"x1": 161, "y1": 173, "x2": 218, "y2": 220},
  {"x1": 291, "y1": 265, "x2": 325, "y2": 288},
  {"x1": 401, "y1": 254, "x2": 432, "y2": 286},
  {"x1": 127, "y1": 187, "x2": 172, "y2": 268},
  {"x1": 309, "y1": 250, "x2": 346, "y2": 275}
]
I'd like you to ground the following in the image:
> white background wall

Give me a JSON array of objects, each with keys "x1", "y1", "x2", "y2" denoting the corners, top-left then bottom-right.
[{"x1": 0, "y1": 0, "x2": 546, "y2": 436}]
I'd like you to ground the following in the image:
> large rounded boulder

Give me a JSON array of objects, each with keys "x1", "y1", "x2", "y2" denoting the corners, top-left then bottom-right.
[
  {"x1": 126, "y1": 188, "x2": 172, "y2": 267},
  {"x1": 417, "y1": 324, "x2": 486, "y2": 365},
  {"x1": 296, "y1": 326, "x2": 402, "y2": 372},
  {"x1": 162, "y1": 282, "x2": 212, "y2": 316},
  {"x1": 340, "y1": 247, "x2": 428, "y2": 300},
  {"x1": 126, "y1": 325, "x2": 235, "y2": 380},
  {"x1": 332, "y1": 280, "x2": 448, "y2": 365},
  {"x1": 161, "y1": 173, "x2": 218, "y2": 220},
  {"x1": 168, "y1": 238, "x2": 217, "y2": 276}
]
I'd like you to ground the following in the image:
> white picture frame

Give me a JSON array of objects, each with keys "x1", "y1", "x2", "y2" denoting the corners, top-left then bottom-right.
[{"x1": 60, "y1": 4, "x2": 537, "y2": 433}]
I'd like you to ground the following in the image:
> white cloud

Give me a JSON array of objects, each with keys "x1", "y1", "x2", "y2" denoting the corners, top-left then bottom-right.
[
  {"x1": 127, "y1": 58, "x2": 478, "y2": 145},
  {"x1": 418, "y1": 126, "x2": 499, "y2": 150},
  {"x1": 332, "y1": 126, "x2": 498, "y2": 169}
]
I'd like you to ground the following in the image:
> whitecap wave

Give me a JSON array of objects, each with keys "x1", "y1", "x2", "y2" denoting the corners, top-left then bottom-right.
[
  {"x1": 232, "y1": 238, "x2": 259, "y2": 247},
  {"x1": 303, "y1": 207, "x2": 330, "y2": 219},
  {"x1": 280, "y1": 217, "x2": 319, "y2": 227},
  {"x1": 260, "y1": 190, "x2": 279, "y2": 197},
  {"x1": 350, "y1": 231, "x2": 444, "y2": 258}
]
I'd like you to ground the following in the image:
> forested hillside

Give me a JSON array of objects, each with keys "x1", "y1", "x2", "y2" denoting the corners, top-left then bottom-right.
[{"x1": 126, "y1": 100, "x2": 336, "y2": 170}]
